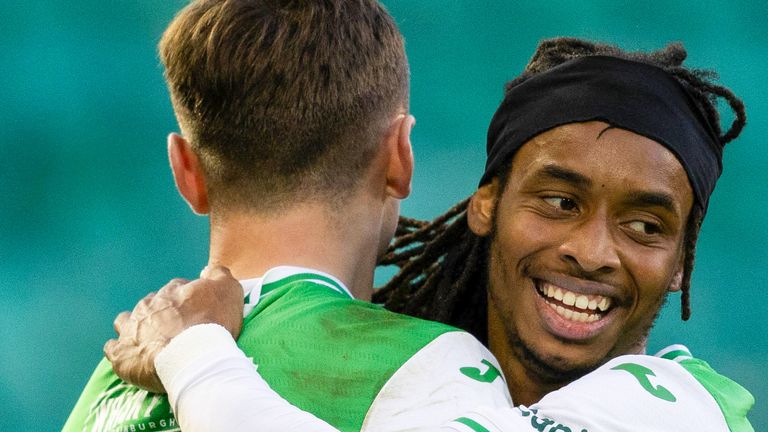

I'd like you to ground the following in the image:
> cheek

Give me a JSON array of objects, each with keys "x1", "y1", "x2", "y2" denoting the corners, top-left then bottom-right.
[
  {"x1": 489, "y1": 206, "x2": 574, "y2": 298},
  {"x1": 624, "y1": 247, "x2": 682, "y2": 306},
  {"x1": 487, "y1": 234, "x2": 520, "y2": 310},
  {"x1": 488, "y1": 211, "x2": 556, "y2": 300},
  {"x1": 495, "y1": 210, "x2": 558, "y2": 255}
]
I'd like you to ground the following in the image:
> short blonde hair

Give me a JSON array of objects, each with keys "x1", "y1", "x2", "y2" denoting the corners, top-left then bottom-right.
[{"x1": 160, "y1": 0, "x2": 409, "y2": 211}]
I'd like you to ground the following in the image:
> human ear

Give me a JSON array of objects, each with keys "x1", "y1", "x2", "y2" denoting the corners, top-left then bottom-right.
[
  {"x1": 467, "y1": 180, "x2": 498, "y2": 237},
  {"x1": 668, "y1": 255, "x2": 685, "y2": 293},
  {"x1": 168, "y1": 133, "x2": 209, "y2": 215},
  {"x1": 384, "y1": 114, "x2": 415, "y2": 199}
]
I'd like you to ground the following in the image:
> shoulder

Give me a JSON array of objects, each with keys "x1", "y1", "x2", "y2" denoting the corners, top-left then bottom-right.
[
  {"x1": 63, "y1": 358, "x2": 176, "y2": 432},
  {"x1": 239, "y1": 279, "x2": 484, "y2": 431},
  {"x1": 660, "y1": 346, "x2": 755, "y2": 432},
  {"x1": 534, "y1": 347, "x2": 754, "y2": 432},
  {"x1": 362, "y1": 331, "x2": 512, "y2": 432},
  {"x1": 244, "y1": 279, "x2": 459, "y2": 349}
]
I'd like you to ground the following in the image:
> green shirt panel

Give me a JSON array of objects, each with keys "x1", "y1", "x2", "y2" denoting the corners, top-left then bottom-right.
[
  {"x1": 238, "y1": 278, "x2": 459, "y2": 432},
  {"x1": 62, "y1": 358, "x2": 176, "y2": 432},
  {"x1": 62, "y1": 275, "x2": 458, "y2": 432},
  {"x1": 680, "y1": 358, "x2": 755, "y2": 432}
]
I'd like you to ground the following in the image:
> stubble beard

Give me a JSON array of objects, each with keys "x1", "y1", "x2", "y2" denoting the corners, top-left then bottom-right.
[
  {"x1": 496, "y1": 279, "x2": 666, "y2": 386},
  {"x1": 487, "y1": 229, "x2": 669, "y2": 387}
]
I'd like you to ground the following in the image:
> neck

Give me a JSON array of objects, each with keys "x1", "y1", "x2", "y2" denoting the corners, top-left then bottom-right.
[
  {"x1": 207, "y1": 201, "x2": 382, "y2": 301},
  {"x1": 487, "y1": 302, "x2": 563, "y2": 406}
]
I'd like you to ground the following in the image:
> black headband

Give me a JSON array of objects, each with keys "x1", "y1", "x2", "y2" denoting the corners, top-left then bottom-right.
[{"x1": 482, "y1": 55, "x2": 721, "y2": 211}]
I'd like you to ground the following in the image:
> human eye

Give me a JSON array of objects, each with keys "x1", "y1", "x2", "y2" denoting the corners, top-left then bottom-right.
[
  {"x1": 542, "y1": 196, "x2": 578, "y2": 212},
  {"x1": 626, "y1": 220, "x2": 662, "y2": 236}
]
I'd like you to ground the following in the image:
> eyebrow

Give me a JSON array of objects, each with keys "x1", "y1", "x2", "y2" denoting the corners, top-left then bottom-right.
[
  {"x1": 533, "y1": 165, "x2": 680, "y2": 214},
  {"x1": 623, "y1": 191, "x2": 679, "y2": 214},
  {"x1": 534, "y1": 165, "x2": 592, "y2": 189}
]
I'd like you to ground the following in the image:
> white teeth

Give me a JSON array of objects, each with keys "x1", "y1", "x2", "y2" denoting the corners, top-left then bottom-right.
[
  {"x1": 540, "y1": 282, "x2": 612, "y2": 313},
  {"x1": 539, "y1": 282, "x2": 613, "y2": 322},
  {"x1": 563, "y1": 291, "x2": 576, "y2": 306},
  {"x1": 598, "y1": 297, "x2": 611, "y2": 311},
  {"x1": 545, "y1": 297, "x2": 602, "y2": 323}
]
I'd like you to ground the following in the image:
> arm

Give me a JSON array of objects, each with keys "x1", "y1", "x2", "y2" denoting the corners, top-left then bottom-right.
[
  {"x1": 107, "y1": 271, "x2": 512, "y2": 431},
  {"x1": 156, "y1": 324, "x2": 337, "y2": 432},
  {"x1": 108, "y1": 273, "x2": 753, "y2": 432},
  {"x1": 104, "y1": 266, "x2": 244, "y2": 393},
  {"x1": 146, "y1": 327, "x2": 754, "y2": 432},
  {"x1": 63, "y1": 267, "x2": 243, "y2": 432},
  {"x1": 152, "y1": 325, "x2": 512, "y2": 432},
  {"x1": 105, "y1": 267, "x2": 339, "y2": 432},
  {"x1": 159, "y1": 335, "x2": 750, "y2": 432}
]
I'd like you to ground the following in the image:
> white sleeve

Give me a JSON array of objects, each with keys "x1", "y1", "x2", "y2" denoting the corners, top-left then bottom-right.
[
  {"x1": 156, "y1": 328, "x2": 729, "y2": 432},
  {"x1": 155, "y1": 324, "x2": 338, "y2": 432},
  {"x1": 361, "y1": 331, "x2": 512, "y2": 432},
  {"x1": 155, "y1": 327, "x2": 513, "y2": 432},
  {"x1": 440, "y1": 354, "x2": 730, "y2": 432}
]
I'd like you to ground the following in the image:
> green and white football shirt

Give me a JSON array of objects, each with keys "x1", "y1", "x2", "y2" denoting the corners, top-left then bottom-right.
[
  {"x1": 161, "y1": 337, "x2": 755, "y2": 431},
  {"x1": 443, "y1": 345, "x2": 754, "y2": 432},
  {"x1": 62, "y1": 266, "x2": 511, "y2": 432}
]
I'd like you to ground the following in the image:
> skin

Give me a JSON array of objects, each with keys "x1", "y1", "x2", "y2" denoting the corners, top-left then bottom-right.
[
  {"x1": 103, "y1": 110, "x2": 416, "y2": 391},
  {"x1": 109, "y1": 120, "x2": 696, "y2": 409},
  {"x1": 468, "y1": 121, "x2": 694, "y2": 405},
  {"x1": 167, "y1": 111, "x2": 414, "y2": 301},
  {"x1": 104, "y1": 266, "x2": 244, "y2": 393}
]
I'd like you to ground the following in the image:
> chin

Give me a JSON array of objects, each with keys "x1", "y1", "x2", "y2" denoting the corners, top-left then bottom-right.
[{"x1": 510, "y1": 330, "x2": 609, "y2": 384}]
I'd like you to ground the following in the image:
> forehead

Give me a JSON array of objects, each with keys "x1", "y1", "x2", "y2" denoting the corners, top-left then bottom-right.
[{"x1": 510, "y1": 121, "x2": 694, "y2": 210}]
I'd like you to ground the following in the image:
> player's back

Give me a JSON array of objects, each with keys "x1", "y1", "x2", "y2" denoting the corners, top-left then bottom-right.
[{"x1": 63, "y1": 267, "x2": 511, "y2": 432}]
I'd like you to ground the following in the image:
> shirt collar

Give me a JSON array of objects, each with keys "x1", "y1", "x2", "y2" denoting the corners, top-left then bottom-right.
[{"x1": 237, "y1": 266, "x2": 353, "y2": 317}]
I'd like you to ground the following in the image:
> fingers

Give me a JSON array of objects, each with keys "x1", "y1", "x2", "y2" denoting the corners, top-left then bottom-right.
[
  {"x1": 132, "y1": 291, "x2": 158, "y2": 318},
  {"x1": 103, "y1": 338, "x2": 118, "y2": 361},
  {"x1": 133, "y1": 278, "x2": 187, "y2": 317},
  {"x1": 162, "y1": 277, "x2": 189, "y2": 292},
  {"x1": 200, "y1": 266, "x2": 242, "y2": 299},
  {"x1": 113, "y1": 311, "x2": 131, "y2": 334}
]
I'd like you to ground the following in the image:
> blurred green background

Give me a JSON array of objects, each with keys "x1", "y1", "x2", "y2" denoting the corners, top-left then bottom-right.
[{"x1": 1, "y1": 1, "x2": 765, "y2": 430}]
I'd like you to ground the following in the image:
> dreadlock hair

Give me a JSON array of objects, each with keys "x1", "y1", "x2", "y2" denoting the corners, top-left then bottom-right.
[{"x1": 374, "y1": 37, "x2": 746, "y2": 342}]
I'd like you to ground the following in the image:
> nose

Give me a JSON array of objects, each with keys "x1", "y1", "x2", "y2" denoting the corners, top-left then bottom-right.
[{"x1": 558, "y1": 213, "x2": 620, "y2": 274}]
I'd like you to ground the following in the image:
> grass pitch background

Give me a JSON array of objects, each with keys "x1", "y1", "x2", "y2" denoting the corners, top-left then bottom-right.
[{"x1": 0, "y1": 1, "x2": 765, "y2": 430}]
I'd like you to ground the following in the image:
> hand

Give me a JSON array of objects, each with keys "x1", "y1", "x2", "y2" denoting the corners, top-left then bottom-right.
[{"x1": 104, "y1": 266, "x2": 244, "y2": 393}]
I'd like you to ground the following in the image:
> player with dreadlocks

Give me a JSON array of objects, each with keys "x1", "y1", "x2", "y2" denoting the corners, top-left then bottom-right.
[
  {"x1": 373, "y1": 39, "x2": 753, "y2": 421},
  {"x1": 104, "y1": 37, "x2": 754, "y2": 431},
  {"x1": 378, "y1": 37, "x2": 746, "y2": 337}
]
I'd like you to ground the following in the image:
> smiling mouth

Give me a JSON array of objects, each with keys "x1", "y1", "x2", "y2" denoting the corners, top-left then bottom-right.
[{"x1": 535, "y1": 280, "x2": 614, "y2": 323}]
